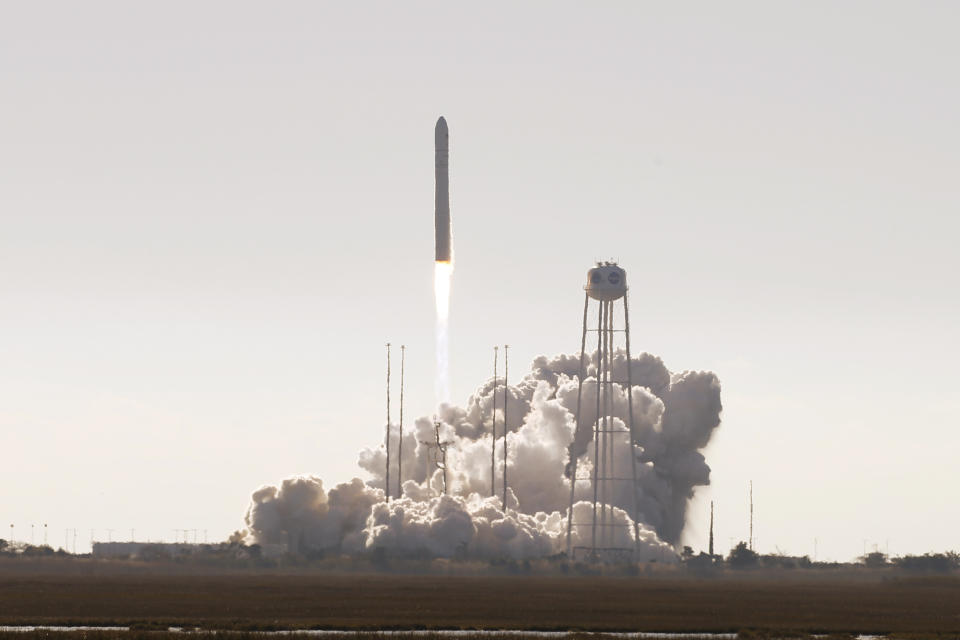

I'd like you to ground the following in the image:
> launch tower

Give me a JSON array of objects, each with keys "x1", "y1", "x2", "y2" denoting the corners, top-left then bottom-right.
[{"x1": 565, "y1": 262, "x2": 643, "y2": 561}]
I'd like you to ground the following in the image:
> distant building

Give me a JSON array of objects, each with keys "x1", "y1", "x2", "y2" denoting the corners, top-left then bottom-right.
[
  {"x1": 258, "y1": 543, "x2": 287, "y2": 558},
  {"x1": 91, "y1": 540, "x2": 287, "y2": 559},
  {"x1": 92, "y1": 541, "x2": 201, "y2": 558}
]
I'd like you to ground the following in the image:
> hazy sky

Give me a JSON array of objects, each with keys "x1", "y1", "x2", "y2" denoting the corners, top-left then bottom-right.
[{"x1": 2, "y1": 1, "x2": 958, "y2": 559}]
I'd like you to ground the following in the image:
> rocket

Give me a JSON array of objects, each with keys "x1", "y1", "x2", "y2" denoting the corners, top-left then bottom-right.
[{"x1": 435, "y1": 116, "x2": 451, "y2": 263}]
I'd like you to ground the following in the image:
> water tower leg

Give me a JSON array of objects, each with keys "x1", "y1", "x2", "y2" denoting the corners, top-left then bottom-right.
[
  {"x1": 599, "y1": 300, "x2": 609, "y2": 546},
  {"x1": 591, "y1": 300, "x2": 604, "y2": 559},
  {"x1": 623, "y1": 293, "x2": 641, "y2": 555},
  {"x1": 566, "y1": 293, "x2": 590, "y2": 558}
]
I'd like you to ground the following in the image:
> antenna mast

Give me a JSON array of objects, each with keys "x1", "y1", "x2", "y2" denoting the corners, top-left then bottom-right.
[
  {"x1": 502, "y1": 345, "x2": 509, "y2": 510},
  {"x1": 385, "y1": 343, "x2": 391, "y2": 501},
  {"x1": 491, "y1": 346, "x2": 498, "y2": 497},
  {"x1": 749, "y1": 480, "x2": 754, "y2": 551}
]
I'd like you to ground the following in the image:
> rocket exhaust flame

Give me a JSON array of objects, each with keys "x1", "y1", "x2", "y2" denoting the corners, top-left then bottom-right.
[
  {"x1": 435, "y1": 260, "x2": 453, "y2": 405},
  {"x1": 434, "y1": 261, "x2": 452, "y2": 318}
]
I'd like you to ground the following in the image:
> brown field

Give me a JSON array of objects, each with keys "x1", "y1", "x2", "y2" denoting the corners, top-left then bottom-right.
[{"x1": 1, "y1": 562, "x2": 959, "y2": 634}]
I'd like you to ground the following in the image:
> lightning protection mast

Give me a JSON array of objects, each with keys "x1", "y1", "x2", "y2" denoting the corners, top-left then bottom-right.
[
  {"x1": 385, "y1": 343, "x2": 391, "y2": 501},
  {"x1": 491, "y1": 346, "x2": 498, "y2": 498},
  {"x1": 398, "y1": 345, "x2": 405, "y2": 498},
  {"x1": 502, "y1": 345, "x2": 509, "y2": 511}
]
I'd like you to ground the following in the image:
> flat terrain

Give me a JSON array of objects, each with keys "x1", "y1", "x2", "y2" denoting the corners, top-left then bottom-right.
[{"x1": 1, "y1": 564, "x2": 959, "y2": 634}]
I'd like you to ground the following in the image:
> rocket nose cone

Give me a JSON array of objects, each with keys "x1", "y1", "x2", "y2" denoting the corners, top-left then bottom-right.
[{"x1": 435, "y1": 116, "x2": 448, "y2": 147}]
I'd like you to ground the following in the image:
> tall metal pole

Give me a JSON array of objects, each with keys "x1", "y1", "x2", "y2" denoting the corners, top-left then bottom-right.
[
  {"x1": 566, "y1": 293, "x2": 590, "y2": 557},
  {"x1": 749, "y1": 480, "x2": 754, "y2": 551},
  {"x1": 385, "y1": 343, "x2": 391, "y2": 501},
  {"x1": 591, "y1": 302, "x2": 604, "y2": 558},
  {"x1": 502, "y1": 345, "x2": 509, "y2": 510},
  {"x1": 398, "y1": 344, "x2": 405, "y2": 498},
  {"x1": 623, "y1": 292, "x2": 641, "y2": 553},
  {"x1": 491, "y1": 346, "x2": 498, "y2": 498}
]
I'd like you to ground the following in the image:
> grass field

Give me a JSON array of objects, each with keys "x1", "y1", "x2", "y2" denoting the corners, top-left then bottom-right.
[{"x1": 1, "y1": 562, "x2": 959, "y2": 635}]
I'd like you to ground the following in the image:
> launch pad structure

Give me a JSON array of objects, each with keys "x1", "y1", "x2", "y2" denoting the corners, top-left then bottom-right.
[{"x1": 565, "y1": 262, "x2": 643, "y2": 561}]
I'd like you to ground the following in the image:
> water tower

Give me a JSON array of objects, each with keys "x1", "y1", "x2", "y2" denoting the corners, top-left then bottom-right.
[{"x1": 565, "y1": 262, "x2": 643, "y2": 561}]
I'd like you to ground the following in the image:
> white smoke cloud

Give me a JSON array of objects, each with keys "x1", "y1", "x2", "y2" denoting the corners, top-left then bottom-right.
[{"x1": 242, "y1": 350, "x2": 721, "y2": 560}]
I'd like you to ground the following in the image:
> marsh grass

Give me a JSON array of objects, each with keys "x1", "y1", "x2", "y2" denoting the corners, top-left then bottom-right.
[
  {"x1": 0, "y1": 571, "x2": 958, "y2": 635},
  {"x1": 0, "y1": 634, "x2": 747, "y2": 640}
]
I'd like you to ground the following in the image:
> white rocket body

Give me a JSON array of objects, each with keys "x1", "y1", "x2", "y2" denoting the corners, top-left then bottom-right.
[{"x1": 435, "y1": 117, "x2": 451, "y2": 263}]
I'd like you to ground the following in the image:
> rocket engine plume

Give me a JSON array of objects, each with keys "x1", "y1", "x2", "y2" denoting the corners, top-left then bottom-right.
[{"x1": 435, "y1": 261, "x2": 453, "y2": 405}]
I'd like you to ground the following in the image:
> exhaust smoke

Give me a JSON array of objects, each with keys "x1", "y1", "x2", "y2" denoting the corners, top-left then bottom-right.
[{"x1": 240, "y1": 350, "x2": 721, "y2": 561}]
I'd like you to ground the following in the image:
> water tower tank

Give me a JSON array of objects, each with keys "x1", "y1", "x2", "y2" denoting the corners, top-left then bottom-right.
[{"x1": 585, "y1": 262, "x2": 627, "y2": 301}]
